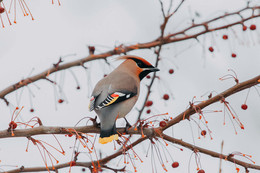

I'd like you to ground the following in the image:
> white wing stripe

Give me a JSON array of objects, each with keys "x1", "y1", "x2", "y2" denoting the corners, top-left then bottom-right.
[{"x1": 114, "y1": 92, "x2": 126, "y2": 96}]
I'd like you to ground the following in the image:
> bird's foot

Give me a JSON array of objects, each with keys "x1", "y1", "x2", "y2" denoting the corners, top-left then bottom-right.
[
  {"x1": 124, "y1": 117, "x2": 132, "y2": 134},
  {"x1": 90, "y1": 116, "x2": 100, "y2": 128},
  {"x1": 95, "y1": 122, "x2": 101, "y2": 128}
]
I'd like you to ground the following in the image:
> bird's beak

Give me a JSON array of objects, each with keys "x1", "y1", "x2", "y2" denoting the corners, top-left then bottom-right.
[{"x1": 149, "y1": 67, "x2": 160, "y2": 72}]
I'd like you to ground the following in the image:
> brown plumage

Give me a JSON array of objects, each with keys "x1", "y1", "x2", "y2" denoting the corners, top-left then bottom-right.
[{"x1": 89, "y1": 55, "x2": 159, "y2": 144}]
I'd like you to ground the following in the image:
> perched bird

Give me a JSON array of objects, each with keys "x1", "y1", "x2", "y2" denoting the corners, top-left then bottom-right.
[{"x1": 89, "y1": 55, "x2": 159, "y2": 144}]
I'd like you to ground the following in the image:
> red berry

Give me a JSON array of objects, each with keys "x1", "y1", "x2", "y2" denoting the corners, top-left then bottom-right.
[
  {"x1": 231, "y1": 53, "x2": 237, "y2": 58},
  {"x1": 159, "y1": 121, "x2": 167, "y2": 127},
  {"x1": 208, "y1": 47, "x2": 214, "y2": 52},
  {"x1": 145, "y1": 100, "x2": 153, "y2": 107},
  {"x1": 58, "y1": 99, "x2": 64, "y2": 103},
  {"x1": 241, "y1": 104, "x2": 248, "y2": 110},
  {"x1": 198, "y1": 169, "x2": 205, "y2": 173},
  {"x1": 0, "y1": 6, "x2": 5, "y2": 14},
  {"x1": 146, "y1": 75, "x2": 151, "y2": 79},
  {"x1": 201, "y1": 130, "x2": 207, "y2": 136},
  {"x1": 68, "y1": 134, "x2": 73, "y2": 137},
  {"x1": 30, "y1": 108, "x2": 34, "y2": 113},
  {"x1": 146, "y1": 109, "x2": 151, "y2": 114},
  {"x1": 172, "y1": 162, "x2": 179, "y2": 168},
  {"x1": 169, "y1": 69, "x2": 174, "y2": 74},
  {"x1": 243, "y1": 25, "x2": 247, "y2": 31},
  {"x1": 222, "y1": 35, "x2": 228, "y2": 40},
  {"x1": 104, "y1": 74, "x2": 107, "y2": 77},
  {"x1": 76, "y1": 86, "x2": 80, "y2": 90},
  {"x1": 9, "y1": 121, "x2": 17, "y2": 129},
  {"x1": 82, "y1": 168, "x2": 86, "y2": 172},
  {"x1": 250, "y1": 24, "x2": 256, "y2": 30},
  {"x1": 163, "y1": 94, "x2": 169, "y2": 100},
  {"x1": 88, "y1": 46, "x2": 95, "y2": 54}
]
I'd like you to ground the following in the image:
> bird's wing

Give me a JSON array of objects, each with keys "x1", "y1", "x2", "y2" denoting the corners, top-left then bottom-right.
[
  {"x1": 89, "y1": 95, "x2": 97, "y2": 111},
  {"x1": 89, "y1": 72, "x2": 138, "y2": 111},
  {"x1": 95, "y1": 91, "x2": 136, "y2": 110}
]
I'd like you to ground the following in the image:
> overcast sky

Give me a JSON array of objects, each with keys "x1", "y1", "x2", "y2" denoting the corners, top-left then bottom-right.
[{"x1": 0, "y1": 0, "x2": 260, "y2": 172}]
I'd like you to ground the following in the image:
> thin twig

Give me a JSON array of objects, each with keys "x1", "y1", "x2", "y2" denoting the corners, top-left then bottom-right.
[
  {"x1": 161, "y1": 134, "x2": 260, "y2": 170},
  {"x1": 0, "y1": 6, "x2": 259, "y2": 102}
]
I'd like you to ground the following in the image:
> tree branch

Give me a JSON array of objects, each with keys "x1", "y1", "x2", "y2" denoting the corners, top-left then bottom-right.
[
  {"x1": 1, "y1": 5, "x2": 259, "y2": 103},
  {"x1": 161, "y1": 133, "x2": 260, "y2": 170},
  {"x1": 162, "y1": 75, "x2": 260, "y2": 131},
  {"x1": 4, "y1": 137, "x2": 148, "y2": 173},
  {"x1": 0, "y1": 125, "x2": 153, "y2": 139},
  {"x1": 1, "y1": 75, "x2": 259, "y2": 139}
]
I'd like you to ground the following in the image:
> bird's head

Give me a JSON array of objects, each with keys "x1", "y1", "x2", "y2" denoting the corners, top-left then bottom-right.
[{"x1": 118, "y1": 55, "x2": 160, "y2": 80}]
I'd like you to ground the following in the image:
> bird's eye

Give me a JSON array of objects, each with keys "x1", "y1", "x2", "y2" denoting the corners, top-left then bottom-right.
[{"x1": 137, "y1": 61, "x2": 143, "y2": 67}]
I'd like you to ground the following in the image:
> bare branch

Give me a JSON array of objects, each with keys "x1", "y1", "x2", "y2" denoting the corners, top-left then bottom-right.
[
  {"x1": 0, "y1": 125, "x2": 153, "y2": 139},
  {"x1": 0, "y1": 5, "x2": 259, "y2": 101},
  {"x1": 169, "y1": 0, "x2": 185, "y2": 17},
  {"x1": 162, "y1": 133, "x2": 260, "y2": 170},
  {"x1": 162, "y1": 75, "x2": 260, "y2": 130},
  {"x1": 5, "y1": 137, "x2": 147, "y2": 173},
  {"x1": 1, "y1": 75, "x2": 259, "y2": 139}
]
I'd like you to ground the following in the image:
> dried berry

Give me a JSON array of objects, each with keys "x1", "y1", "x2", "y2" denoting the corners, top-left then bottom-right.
[
  {"x1": 0, "y1": 6, "x2": 4, "y2": 14},
  {"x1": 243, "y1": 25, "x2": 247, "y2": 31},
  {"x1": 201, "y1": 130, "x2": 206, "y2": 136},
  {"x1": 169, "y1": 69, "x2": 174, "y2": 74},
  {"x1": 159, "y1": 121, "x2": 167, "y2": 127},
  {"x1": 163, "y1": 94, "x2": 169, "y2": 100},
  {"x1": 241, "y1": 104, "x2": 248, "y2": 110},
  {"x1": 172, "y1": 162, "x2": 179, "y2": 168},
  {"x1": 145, "y1": 100, "x2": 153, "y2": 107},
  {"x1": 250, "y1": 24, "x2": 256, "y2": 30},
  {"x1": 222, "y1": 35, "x2": 228, "y2": 40},
  {"x1": 231, "y1": 53, "x2": 237, "y2": 58}
]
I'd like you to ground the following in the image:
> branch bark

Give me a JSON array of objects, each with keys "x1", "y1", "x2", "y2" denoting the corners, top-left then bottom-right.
[
  {"x1": 162, "y1": 75, "x2": 260, "y2": 131},
  {"x1": 2, "y1": 74, "x2": 260, "y2": 172}
]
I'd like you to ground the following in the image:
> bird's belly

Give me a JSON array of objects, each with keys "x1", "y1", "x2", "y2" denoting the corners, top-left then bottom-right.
[{"x1": 116, "y1": 96, "x2": 138, "y2": 118}]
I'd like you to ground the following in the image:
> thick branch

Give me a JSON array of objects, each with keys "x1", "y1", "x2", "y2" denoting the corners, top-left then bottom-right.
[
  {"x1": 5, "y1": 162, "x2": 91, "y2": 173},
  {"x1": 162, "y1": 75, "x2": 260, "y2": 131},
  {"x1": 1, "y1": 75, "x2": 259, "y2": 139},
  {"x1": 0, "y1": 125, "x2": 153, "y2": 139},
  {"x1": 162, "y1": 133, "x2": 260, "y2": 170}
]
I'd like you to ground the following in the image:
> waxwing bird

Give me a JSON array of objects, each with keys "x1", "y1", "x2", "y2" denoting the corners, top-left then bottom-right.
[{"x1": 89, "y1": 55, "x2": 159, "y2": 144}]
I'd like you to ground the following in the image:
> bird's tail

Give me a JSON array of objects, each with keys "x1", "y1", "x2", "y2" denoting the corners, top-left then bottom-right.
[{"x1": 99, "y1": 124, "x2": 118, "y2": 144}]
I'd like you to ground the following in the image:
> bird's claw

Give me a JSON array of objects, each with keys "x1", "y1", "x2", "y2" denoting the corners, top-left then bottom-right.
[
  {"x1": 90, "y1": 116, "x2": 101, "y2": 128},
  {"x1": 96, "y1": 122, "x2": 101, "y2": 128},
  {"x1": 124, "y1": 117, "x2": 132, "y2": 134}
]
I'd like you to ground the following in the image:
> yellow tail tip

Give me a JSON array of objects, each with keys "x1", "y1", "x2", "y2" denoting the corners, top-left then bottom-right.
[{"x1": 99, "y1": 134, "x2": 118, "y2": 144}]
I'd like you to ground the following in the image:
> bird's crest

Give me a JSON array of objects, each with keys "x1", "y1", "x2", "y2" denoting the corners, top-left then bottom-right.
[{"x1": 117, "y1": 55, "x2": 152, "y2": 66}]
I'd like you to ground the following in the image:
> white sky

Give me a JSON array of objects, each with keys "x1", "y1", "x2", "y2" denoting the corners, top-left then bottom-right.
[{"x1": 0, "y1": 0, "x2": 260, "y2": 173}]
